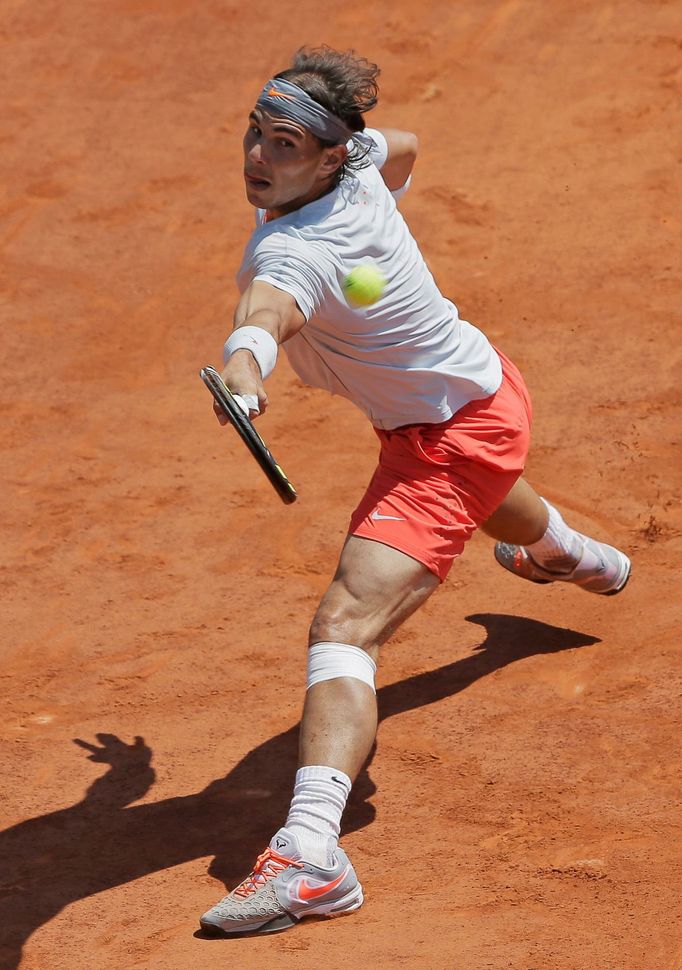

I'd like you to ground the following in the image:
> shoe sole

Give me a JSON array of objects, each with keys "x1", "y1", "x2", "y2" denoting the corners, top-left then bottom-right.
[
  {"x1": 257, "y1": 893, "x2": 364, "y2": 935},
  {"x1": 603, "y1": 554, "x2": 631, "y2": 595},
  {"x1": 199, "y1": 913, "x2": 297, "y2": 937}
]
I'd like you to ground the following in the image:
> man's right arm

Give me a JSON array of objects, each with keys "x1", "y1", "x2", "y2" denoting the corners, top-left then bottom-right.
[{"x1": 216, "y1": 280, "x2": 306, "y2": 421}]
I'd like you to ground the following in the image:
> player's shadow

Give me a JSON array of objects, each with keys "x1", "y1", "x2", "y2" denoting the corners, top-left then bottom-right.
[{"x1": 0, "y1": 613, "x2": 599, "y2": 968}]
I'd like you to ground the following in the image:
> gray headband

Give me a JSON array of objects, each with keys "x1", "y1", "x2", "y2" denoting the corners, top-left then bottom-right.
[{"x1": 256, "y1": 78, "x2": 353, "y2": 145}]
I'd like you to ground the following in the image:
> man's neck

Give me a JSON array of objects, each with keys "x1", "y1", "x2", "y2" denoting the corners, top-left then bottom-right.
[{"x1": 266, "y1": 178, "x2": 338, "y2": 221}]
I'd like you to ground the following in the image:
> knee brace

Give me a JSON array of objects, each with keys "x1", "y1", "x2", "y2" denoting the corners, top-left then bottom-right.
[{"x1": 307, "y1": 641, "x2": 377, "y2": 693}]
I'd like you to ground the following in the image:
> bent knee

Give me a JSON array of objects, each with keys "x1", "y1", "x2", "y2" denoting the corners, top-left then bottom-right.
[{"x1": 308, "y1": 602, "x2": 380, "y2": 659}]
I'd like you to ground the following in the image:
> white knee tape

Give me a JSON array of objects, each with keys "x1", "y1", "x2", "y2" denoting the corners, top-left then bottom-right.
[{"x1": 307, "y1": 642, "x2": 377, "y2": 694}]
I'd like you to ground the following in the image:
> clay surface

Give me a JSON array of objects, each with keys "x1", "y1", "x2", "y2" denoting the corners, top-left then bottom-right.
[{"x1": 1, "y1": 2, "x2": 680, "y2": 968}]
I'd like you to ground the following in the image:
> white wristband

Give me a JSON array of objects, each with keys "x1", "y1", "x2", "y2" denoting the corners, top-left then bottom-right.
[
  {"x1": 223, "y1": 326, "x2": 278, "y2": 380},
  {"x1": 391, "y1": 174, "x2": 412, "y2": 200}
]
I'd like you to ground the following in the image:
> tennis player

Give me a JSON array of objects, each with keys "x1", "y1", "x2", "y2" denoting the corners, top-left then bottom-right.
[{"x1": 200, "y1": 46, "x2": 631, "y2": 936}]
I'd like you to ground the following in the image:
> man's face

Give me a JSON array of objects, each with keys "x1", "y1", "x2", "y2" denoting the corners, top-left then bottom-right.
[{"x1": 243, "y1": 108, "x2": 346, "y2": 216}]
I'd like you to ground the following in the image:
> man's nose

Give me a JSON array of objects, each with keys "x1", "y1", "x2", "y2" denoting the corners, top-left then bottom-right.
[{"x1": 248, "y1": 142, "x2": 266, "y2": 165}]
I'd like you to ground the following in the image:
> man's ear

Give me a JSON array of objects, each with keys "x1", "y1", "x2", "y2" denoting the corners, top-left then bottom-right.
[{"x1": 320, "y1": 143, "x2": 348, "y2": 178}]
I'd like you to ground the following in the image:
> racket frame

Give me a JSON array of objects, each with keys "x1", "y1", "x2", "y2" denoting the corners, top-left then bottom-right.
[{"x1": 200, "y1": 365, "x2": 297, "y2": 505}]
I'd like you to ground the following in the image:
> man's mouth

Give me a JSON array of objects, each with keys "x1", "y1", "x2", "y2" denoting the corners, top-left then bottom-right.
[{"x1": 244, "y1": 172, "x2": 271, "y2": 189}]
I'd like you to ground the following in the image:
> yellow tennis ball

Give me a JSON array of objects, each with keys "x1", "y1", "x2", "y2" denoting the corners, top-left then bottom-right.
[{"x1": 343, "y1": 264, "x2": 386, "y2": 307}]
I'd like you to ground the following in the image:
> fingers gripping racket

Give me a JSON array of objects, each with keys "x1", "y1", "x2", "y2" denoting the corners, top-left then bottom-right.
[{"x1": 200, "y1": 365, "x2": 297, "y2": 505}]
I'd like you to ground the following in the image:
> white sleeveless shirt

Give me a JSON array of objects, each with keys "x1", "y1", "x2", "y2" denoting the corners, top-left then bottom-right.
[{"x1": 237, "y1": 136, "x2": 501, "y2": 430}]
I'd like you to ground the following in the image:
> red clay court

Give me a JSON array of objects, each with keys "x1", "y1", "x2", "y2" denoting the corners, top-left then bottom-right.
[{"x1": 1, "y1": 2, "x2": 680, "y2": 967}]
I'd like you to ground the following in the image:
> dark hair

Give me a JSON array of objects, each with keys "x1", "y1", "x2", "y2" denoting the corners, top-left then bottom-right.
[{"x1": 275, "y1": 45, "x2": 380, "y2": 182}]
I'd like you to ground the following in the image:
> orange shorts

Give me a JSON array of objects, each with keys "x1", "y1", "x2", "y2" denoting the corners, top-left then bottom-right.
[{"x1": 349, "y1": 349, "x2": 533, "y2": 581}]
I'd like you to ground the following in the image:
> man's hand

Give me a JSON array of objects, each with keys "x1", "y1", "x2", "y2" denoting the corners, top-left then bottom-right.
[{"x1": 216, "y1": 349, "x2": 267, "y2": 421}]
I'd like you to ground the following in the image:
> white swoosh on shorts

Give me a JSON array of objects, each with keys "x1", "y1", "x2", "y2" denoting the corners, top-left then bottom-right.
[{"x1": 370, "y1": 510, "x2": 406, "y2": 522}]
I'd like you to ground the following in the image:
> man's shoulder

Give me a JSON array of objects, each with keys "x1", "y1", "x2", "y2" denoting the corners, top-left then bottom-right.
[
  {"x1": 346, "y1": 159, "x2": 388, "y2": 194},
  {"x1": 243, "y1": 220, "x2": 336, "y2": 285},
  {"x1": 248, "y1": 220, "x2": 310, "y2": 254}
]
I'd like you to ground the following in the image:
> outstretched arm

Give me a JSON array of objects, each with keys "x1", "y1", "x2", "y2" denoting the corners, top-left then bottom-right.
[{"x1": 216, "y1": 280, "x2": 306, "y2": 421}]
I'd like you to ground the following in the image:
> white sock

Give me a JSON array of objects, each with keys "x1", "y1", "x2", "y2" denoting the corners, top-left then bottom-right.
[
  {"x1": 285, "y1": 765, "x2": 351, "y2": 867},
  {"x1": 525, "y1": 499, "x2": 583, "y2": 571}
]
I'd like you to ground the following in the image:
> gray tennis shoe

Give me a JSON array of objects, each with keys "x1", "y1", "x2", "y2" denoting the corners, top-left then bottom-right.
[
  {"x1": 494, "y1": 534, "x2": 631, "y2": 595},
  {"x1": 199, "y1": 827, "x2": 363, "y2": 936}
]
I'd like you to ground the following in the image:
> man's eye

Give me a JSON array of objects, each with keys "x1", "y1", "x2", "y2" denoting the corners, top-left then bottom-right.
[
  {"x1": 279, "y1": 139, "x2": 294, "y2": 148},
  {"x1": 249, "y1": 125, "x2": 261, "y2": 136}
]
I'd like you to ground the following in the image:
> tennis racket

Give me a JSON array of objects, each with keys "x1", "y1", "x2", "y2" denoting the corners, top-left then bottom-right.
[{"x1": 200, "y1": 365, "x2": 297, "y2": 505}]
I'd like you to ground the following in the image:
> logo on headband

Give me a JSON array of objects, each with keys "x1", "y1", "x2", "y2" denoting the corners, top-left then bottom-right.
[{"x1": 267, "y1": 86, "x2": 297, "y2": 101}]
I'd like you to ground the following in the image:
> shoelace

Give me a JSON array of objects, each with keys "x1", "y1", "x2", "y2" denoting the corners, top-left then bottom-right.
[{"x1": 233, "y1": 848, "x2": 303, "y2": 898}]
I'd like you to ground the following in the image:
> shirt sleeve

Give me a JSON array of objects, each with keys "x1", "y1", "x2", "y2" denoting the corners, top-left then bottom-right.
[
  {"x1": 250, "y1": 233, "x2": 329, "y2": 321},
  {"x1": 349, "y1": 128, "x2": 389, "y2": 170},
  {"x1": 350, "y1": 129, "x2": 411, "y2": 198}
]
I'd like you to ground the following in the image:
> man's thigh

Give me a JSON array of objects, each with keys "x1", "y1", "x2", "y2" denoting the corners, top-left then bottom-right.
[
  {"x1": 309, "y1": 535, "x2": 440, "y2": 658},
  {"x1": 350, "y1": 352, "x2": 532, "y2": 582}
]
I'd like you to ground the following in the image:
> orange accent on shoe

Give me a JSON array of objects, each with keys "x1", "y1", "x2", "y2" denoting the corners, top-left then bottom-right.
[
  {"x1": 233, "y1": 848, "x2": 303, "y2": 898},
  {"x1": 297, "y1": 867, "x2": 349, "y2": 902}
]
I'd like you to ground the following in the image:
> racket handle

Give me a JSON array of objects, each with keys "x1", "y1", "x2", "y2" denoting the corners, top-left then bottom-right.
[{"x1": 232, "y1": 393, "x2": 260, "y2": 416}]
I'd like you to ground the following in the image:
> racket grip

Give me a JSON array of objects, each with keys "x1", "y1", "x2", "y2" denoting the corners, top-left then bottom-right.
[{"x1": 232, "y1": 393, "x2": 260, "y2": 417}]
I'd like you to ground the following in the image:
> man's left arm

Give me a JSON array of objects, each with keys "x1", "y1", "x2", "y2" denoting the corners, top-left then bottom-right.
[{"x1": 373, "y1": 128, "x2": 418, "y2": 192}]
